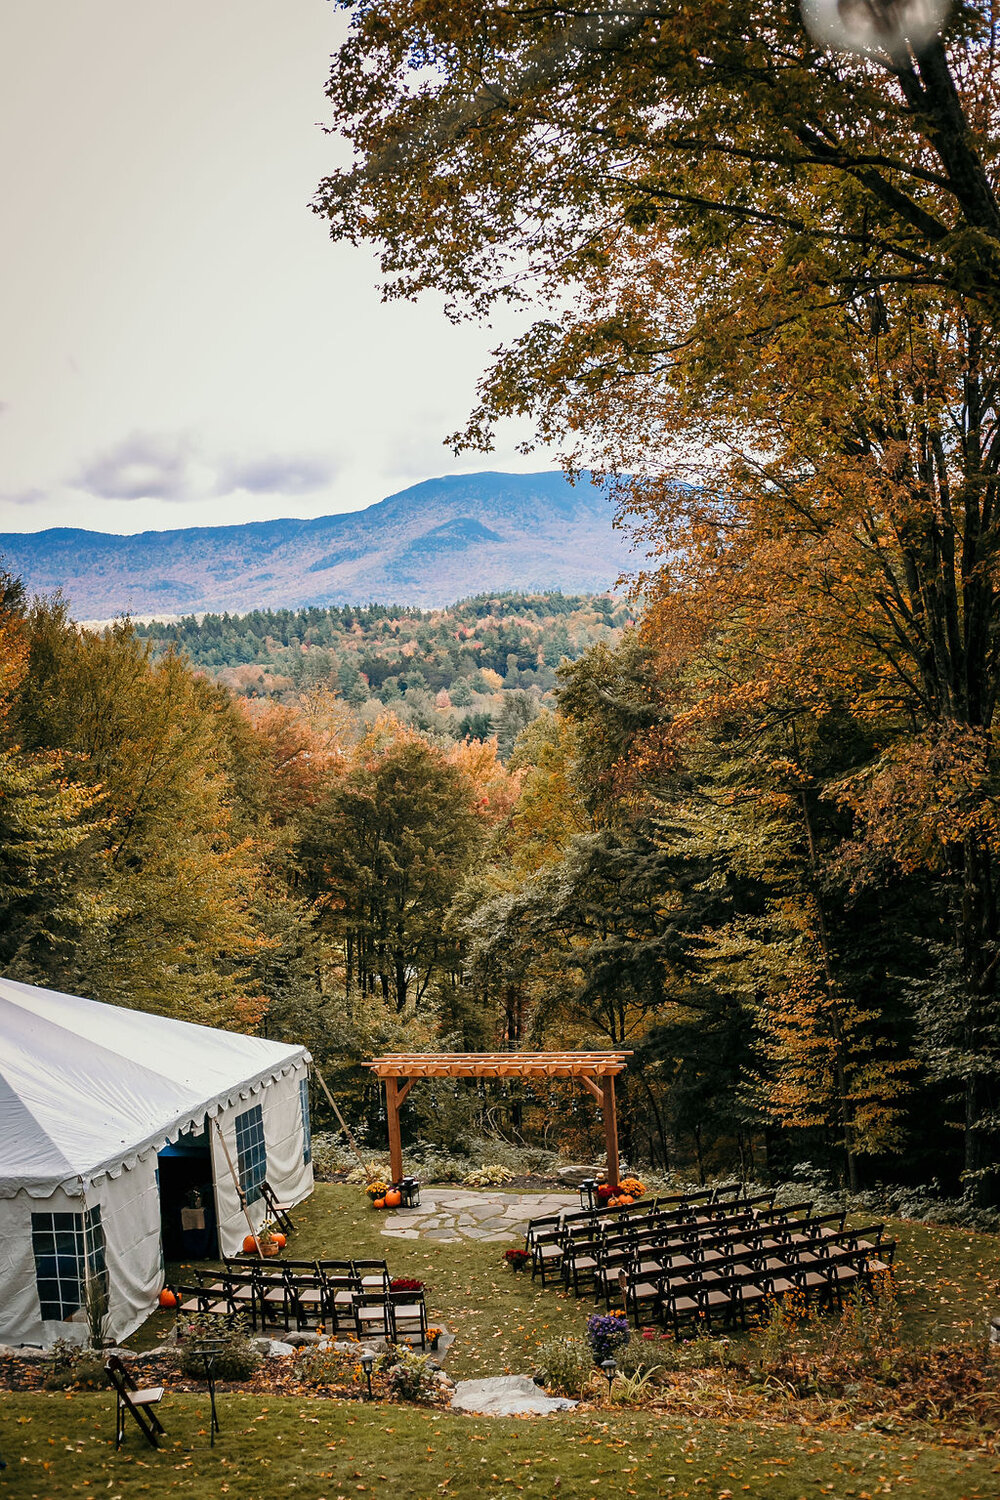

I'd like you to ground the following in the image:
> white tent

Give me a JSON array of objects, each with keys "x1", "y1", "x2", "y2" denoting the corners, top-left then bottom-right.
[{"x1": 0, "y1": 976, "x2": 313, "y2": 1347}]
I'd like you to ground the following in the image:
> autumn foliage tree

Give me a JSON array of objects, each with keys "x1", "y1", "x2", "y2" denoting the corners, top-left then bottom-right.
[{"x1": 319, "y1": 1, "x2": 1000, "y2": 1197}]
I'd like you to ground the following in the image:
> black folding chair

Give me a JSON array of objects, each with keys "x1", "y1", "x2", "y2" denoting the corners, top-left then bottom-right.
[
  {"x1": 388, "y1": 1288, "x2": 428, "y2": 1349},
  {"x1": 261, "y1": 1180, "x2": 295, "y2": 1235},
  {"x1": 105, "y1": 1356, "x2": 166, "y2": 1451}
]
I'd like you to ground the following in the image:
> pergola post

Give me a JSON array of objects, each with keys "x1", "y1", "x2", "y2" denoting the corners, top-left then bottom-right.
[
  {"x1": 385, "y1": 1076, "x2": 404, "y2": 1185},
  {"x1": 603, "y1": 1073, "x2": 620, "y2": 1186}
]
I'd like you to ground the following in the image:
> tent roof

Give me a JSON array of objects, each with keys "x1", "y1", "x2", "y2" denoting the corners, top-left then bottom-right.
[{"x1": 0, "y1": 976, "x2": 309, "y2": 1198}]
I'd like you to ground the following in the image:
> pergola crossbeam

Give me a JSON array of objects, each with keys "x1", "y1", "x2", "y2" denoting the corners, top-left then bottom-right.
[{"x1": 363, "y1": 1051, "x2": 632, "y2": 1185}]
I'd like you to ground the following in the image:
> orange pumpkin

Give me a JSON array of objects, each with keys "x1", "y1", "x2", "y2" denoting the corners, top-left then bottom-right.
[
  {"x1": 384, "y1": 1189, "x2": 402, "y2": 1208},
  {"x1": 618, "y1": 1194, "x2": 634, "y2": 1205},
  {"x1": 373, "y1": 1197, "x2": 386, "y2": 1209},
  {"x1": 271, "y1": 1232, "x2": 287, "y2": 1248},
  {"x1": 158, "y1": 1288, "x2": 177, "y2": 1308},
  {"x1": 243, "y1": 1233, "x2": 260, "y2": 1253}
]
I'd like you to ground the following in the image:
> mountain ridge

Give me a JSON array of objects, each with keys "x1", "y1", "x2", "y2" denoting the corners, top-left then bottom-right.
[{"x1": 0, "y1": 471, "x2": 634, "y2": 617}]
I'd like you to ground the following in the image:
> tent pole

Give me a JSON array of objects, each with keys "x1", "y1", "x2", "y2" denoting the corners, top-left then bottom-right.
[
  {"x1": 211, "y1": 1117, "x2": 264, "y2": 1260},
  {"x1": 311, "y1": 1062, "x2": 375, "y2": 1182}
]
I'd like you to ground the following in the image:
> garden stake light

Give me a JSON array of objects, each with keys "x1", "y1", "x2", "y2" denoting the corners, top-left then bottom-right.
[
  {"x1": 600, "y1": 1357, "x2": 618, "y2": 1399},
  {"x1": 361, "y1": 1350, "x2": 374, "y2": 1400}
]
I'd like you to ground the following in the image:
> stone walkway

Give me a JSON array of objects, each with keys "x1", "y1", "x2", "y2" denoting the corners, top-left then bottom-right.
[{"x1": 379, "y1": 1187, "x2": 577, "y2": 1243}]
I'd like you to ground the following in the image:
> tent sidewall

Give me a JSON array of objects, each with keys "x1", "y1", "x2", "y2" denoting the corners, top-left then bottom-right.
[{"x1": 211, "y1": 1061, "x2": 314, "y2": 1257}]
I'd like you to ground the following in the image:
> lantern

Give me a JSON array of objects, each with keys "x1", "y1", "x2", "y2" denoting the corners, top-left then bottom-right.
[
  {"x1": 360, "y1": 1349, "x2": 375, "y2": 1400},
  {"x1": 401, "y1": 1176, "x2": 421, "y2": 1209},
  {"x1": 600, "y1": 1357, "x2": 618, "y2": 1398},
  {"x1": 579, "y1": 1178, "x2": 598, "y2": 1213}
]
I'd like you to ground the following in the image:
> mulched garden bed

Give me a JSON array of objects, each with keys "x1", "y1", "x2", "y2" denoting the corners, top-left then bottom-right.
[{"x1": 0, "y1": 1351, "x2": 449, "y2": 1404}]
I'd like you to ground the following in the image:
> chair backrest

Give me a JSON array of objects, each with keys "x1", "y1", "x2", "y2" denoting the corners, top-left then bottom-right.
[
  {"x1": 388, "y1": 1286, "x2": 425, "y2": 1307},
  {"x1": 353, "y1": 1259, "x2": 389, "y2": 1277},
  {"x1": 105, "y1": 1354, "x2": 133, "y2": 1392},
  {"x1": 325, "y1": 1271, "x2": 361, "y2": 1290},
  {"x1": 175, "y1": 1283, "x2": 229, "y2": 1313}
]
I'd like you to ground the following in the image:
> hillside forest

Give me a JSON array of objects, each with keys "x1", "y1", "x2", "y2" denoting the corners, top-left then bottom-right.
[
  {"x1": 132, "y1": 592, "x2": 631, "y2": 750},
  {"x1": 0, "y1": 566, "x2": 993, "y2": 1210}
]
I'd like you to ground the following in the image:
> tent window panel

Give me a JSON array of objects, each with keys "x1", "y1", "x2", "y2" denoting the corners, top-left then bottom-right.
[
  {"x1": 31, "y1": 1212, "x2": 87, "y2": 1322},
  {"x1": 235, "y1": 1103, "x2": 267, "y2": 1203},
  {"x1": 300, "y1": 1078, "x2": 312, "y2": 1164},
  {"x1": 85, "y1": 1204, "x2": 107, "y2": 1289}
]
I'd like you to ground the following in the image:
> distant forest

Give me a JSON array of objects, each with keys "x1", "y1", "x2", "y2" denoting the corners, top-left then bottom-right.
[{"x1": 135, "y1": 592, "x2": 632, "y2": 752}]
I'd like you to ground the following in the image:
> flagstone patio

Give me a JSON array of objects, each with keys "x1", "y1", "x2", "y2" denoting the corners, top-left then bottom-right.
[{"x1": 378, "y1": 1187, "x2": 578, "y2": 1243}]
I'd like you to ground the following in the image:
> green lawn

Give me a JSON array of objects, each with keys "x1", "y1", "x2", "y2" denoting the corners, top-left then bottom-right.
[
  {"x1": 3, "y1": 1184, "x2": 999, "y2": 1500},
  {"x1": 2, "y1": 1391, "x2": 998, "y2": 1500}
]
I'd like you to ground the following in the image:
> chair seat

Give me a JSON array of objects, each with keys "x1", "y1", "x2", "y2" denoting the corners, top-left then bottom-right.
[
  {"x1": 737, "y1": 1283, "x2": 765, "y2": 1301},
  {"x1": 868, "y1": 1257, "x2": 890, "y2": 1273},
  {"x1": 130, "y1": 1387, "x2": 164, "y2": 1405}
]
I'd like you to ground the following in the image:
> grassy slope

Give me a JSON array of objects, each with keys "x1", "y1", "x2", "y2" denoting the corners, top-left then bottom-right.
[
  {"x1": 3, "y1": 1392, "x2": 996, "y2": 1500},
  {"x1": 4, "y1": 1184, "x2": 999, "y2": 1499}
]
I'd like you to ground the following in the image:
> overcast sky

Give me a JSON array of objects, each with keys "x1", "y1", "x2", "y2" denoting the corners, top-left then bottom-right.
[{"x1": 0, "y1": 1, "x2": 553, "y2": 537}]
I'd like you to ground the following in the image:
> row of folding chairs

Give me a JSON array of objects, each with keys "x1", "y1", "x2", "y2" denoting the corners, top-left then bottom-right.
[
  {"x1": 525, "y1": 1187, "x2": 781, "y2": 1287},
  {"x1": 171, "y1": 1257, "x2": 431, "y2": 1348},
  {"x1": 561, "y1": 1200, "x2": 832, "y2": 1303},
  {"x1": 623, "y1": 1224, "x2": 896, "y2": 1335}
]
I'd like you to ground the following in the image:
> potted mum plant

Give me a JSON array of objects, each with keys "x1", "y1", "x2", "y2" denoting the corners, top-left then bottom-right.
[{"x1": 365, "y1": 1179, "x2": 389, "y2": 1208}]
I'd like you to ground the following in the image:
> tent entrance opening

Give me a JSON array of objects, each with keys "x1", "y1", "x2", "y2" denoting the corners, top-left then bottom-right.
[{"x1": 157, "y1": 1125, "x2": 217, "y2": 1260}]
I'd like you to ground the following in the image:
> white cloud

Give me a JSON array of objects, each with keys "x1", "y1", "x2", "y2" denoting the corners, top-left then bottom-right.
[
  {"x1": 219, "y1": 452, "x2": 335, "y2": 495},
  {"x1": 75, "y1": 431, "x2": 197, "y2": 502}
]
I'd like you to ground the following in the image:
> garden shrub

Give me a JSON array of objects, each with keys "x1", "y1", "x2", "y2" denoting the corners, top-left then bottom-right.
[
  {"x1": 618, "y1": 1333, "x2": 732, "y2": 1378},
  {"x1": 295, "y1": 1346, "x2": 357, "y2": 1389},
  {"x1": 376, "y1": 1345, "x2": 437, "y2": 1402},
  {"x1": 463, "y1": 1163, "x2": 515, "y2": 1187},
  {"x1": 176, "y1": 1313, "x2": 261, "y2": 1381},
  {"x1": 310, "y1": 1132, "x2": 356, "y2": 1181},
  {"x1": 43, "y1": 1340, "x2": 108, "y2": 1391},
  {"x1": 536, "y1": 1336, "x2": 595, "y2": 1398}
]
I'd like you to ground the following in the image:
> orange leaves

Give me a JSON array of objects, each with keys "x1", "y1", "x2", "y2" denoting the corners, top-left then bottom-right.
[{"x1": 445, "y1": 734, "x2": 523, "y2": 826}]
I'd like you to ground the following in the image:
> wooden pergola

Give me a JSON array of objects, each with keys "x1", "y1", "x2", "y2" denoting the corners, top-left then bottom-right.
[{"x1": 363, "y1": 1051, "x2": 632, "y2": 1187}]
